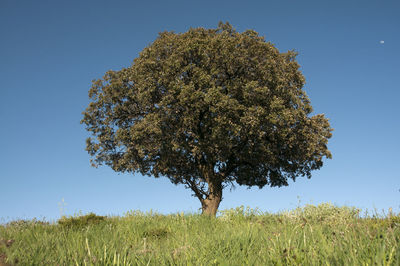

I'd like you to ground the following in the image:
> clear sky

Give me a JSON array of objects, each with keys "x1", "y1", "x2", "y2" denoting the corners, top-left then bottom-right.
[{"x1": 1, "y1": 0, "x2": 399, "y2": 223}]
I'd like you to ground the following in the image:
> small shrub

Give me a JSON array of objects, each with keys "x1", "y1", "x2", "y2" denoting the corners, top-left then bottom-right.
[
  {"x1": 6, "y1": 219, "x2": 49, "y2": 228},
  {"x1": 218, "y1": 206, "x2": 262, "y2": 222},
  {"x1": 283, "y1": 203, "x2": 361, "y2": 224},
  {"x1": 58, "y1": 213, "x2": 106, "y2": 229}
]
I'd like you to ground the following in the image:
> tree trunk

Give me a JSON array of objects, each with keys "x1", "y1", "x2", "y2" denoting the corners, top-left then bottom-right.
[
  {"x1": 201, "y1": 180, "x2": 223, "y2": 217},
  {"x1": 201, "y1": 196, "x2": 222, "y2": 217}
]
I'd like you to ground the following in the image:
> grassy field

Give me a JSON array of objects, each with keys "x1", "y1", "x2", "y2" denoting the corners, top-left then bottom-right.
[{"x1": 1, "y1": 203, "x2": 399, "y2": 265}]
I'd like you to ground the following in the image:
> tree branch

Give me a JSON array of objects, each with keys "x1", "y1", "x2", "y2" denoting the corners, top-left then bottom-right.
[{"x1": 183, "y1": 177, "x2": 207, "y2": 201}]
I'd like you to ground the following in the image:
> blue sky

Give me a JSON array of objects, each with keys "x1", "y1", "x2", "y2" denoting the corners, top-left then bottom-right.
[{"x1": 1, "y1": 0, "x2": 399, "y2": 223}]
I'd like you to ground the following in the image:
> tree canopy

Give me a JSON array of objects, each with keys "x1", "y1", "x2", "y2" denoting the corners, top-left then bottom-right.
[{"x1": 81, "y1": 22, "x2": 333, "y2": 216}]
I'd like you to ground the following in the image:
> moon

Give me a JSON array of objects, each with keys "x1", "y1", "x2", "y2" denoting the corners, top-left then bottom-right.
[{"x1": 380, "y1": 40, "x2": 385, "y2": 44}]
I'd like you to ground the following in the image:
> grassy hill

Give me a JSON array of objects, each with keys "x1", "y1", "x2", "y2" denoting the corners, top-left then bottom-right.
[{"x1": 1, "y1": 203, "x2": 399, "y2": 265}]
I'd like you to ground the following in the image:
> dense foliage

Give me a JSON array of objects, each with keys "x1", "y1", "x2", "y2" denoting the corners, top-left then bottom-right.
[{"x1": 81, "y1": 22, "x2": 333, "y2": 215}]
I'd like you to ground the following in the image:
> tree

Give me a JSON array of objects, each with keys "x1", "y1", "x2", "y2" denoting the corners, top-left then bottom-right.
[{"x1": 81, "y1": 22, "x2": 333, "y2": 217}]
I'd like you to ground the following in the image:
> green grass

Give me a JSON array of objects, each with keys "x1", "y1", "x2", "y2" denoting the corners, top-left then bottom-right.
[{"x1": 1, "y1": 203, "x2": 399, "y2": 265}]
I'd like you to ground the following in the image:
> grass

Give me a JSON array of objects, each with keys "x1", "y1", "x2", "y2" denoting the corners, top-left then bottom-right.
[{"x1": 0, "y1": 203, "x2": 399, "y2": 265}]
